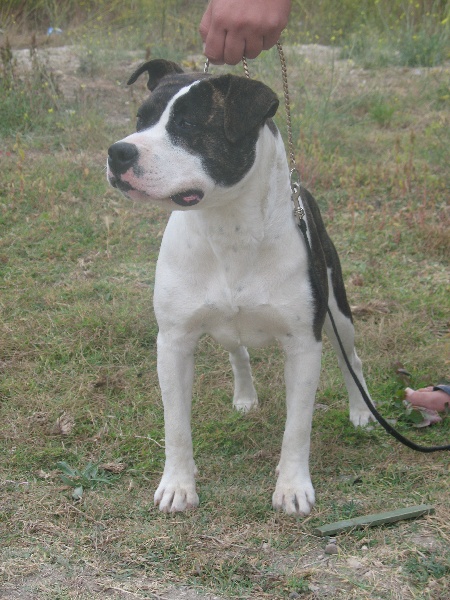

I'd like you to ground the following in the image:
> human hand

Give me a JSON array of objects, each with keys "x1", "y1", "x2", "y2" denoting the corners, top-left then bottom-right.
[
  {"x1": 199, "y1": 0, "x2": 291, "y2": 65},
  {"x1": 405, "y1": 387, "x2": 450, "y2": 413}
]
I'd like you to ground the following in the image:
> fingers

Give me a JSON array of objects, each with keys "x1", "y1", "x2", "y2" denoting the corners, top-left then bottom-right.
[
  {"x1": 199, "y1": 0, "x2": 291, "y2": 65},
  {"x1": 201, "y1": 18, "x2": 248, "y2": 65},
  {"x1": 203, "y1": 29, "x2": 246, "y2": 66}
]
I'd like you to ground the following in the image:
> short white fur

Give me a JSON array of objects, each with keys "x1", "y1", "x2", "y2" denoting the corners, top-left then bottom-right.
[{"x1": 108, "y1": 81, "x2": 373, "y2": 515}]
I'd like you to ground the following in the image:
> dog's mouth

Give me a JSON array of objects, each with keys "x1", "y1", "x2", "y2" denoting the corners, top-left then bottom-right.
[
  {"x1": 109, "y1": 177, "x2": 132, "y2": 192},
  {"x1": 109, "y1": 176, "x2": 204, "y2": 207},
  {"x1": 170, "y1": 190, "x2": 204, "y2": 207}
]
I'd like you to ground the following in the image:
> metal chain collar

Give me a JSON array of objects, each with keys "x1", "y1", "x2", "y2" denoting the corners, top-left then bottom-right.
[{"x1": 204, "y1": 42, "x2": 304, "y2": 222}]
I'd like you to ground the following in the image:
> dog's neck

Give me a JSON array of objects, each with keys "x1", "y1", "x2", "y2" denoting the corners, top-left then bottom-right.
[{"x1": 190, "y1": 125, "x2": 292, "y2": 245}]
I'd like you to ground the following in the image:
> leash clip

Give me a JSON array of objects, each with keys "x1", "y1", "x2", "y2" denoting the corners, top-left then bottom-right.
[{"x1": 290, "y1": 168, "x2": 305, "y2": 223}]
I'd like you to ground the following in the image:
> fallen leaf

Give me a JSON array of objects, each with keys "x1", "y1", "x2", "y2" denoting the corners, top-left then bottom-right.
[
  {"x1": 413, "y1": 409, "x2": 442, "y2": 428},
  {"x1": 52, "y1": 412, "x2": 75, "y2": 435},
  {"x1": 351, "y1": 300, "x2": 391, "y2": 316},
  {"x1": 99, "y1": 462, "x2": 126, "y2": 473},
  {"x1": 403, "y1": 402, "x2": 443, "y2": 428},
  {"x1": 72, "y1": 486, "x2": 83, "y2": 501},
  {"x1": 36, "y1": 469, "x2": 56, "y2": 479},
  {"x1": 396, "y1": 368, "x2": 411, "y2": 378},
  {"x1": 91, "y1": 425, "x2": 108, "y2": 441},
  {"x1": 350, "y1": 274, "x2": 364, "y2": 287}
]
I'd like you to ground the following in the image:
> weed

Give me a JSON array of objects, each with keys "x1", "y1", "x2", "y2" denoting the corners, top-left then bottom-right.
[
  {"x1": 340, "y1": 6, "x2": 450, "y2": 68},
  {"x1": 368, "y1": 94, "x2": 396, "y2": 128},
  {"x1": 404, "y1": 551, "x2": 450, "y2": 584},
  {"x1": 287, "y1": 575, "x2": 310, "y2": 594},
  {"x1": 57, "y1": 461, "x2": 119, "y2": 500},
  {"x1": 0, "y1": 36, "x2": 62, "y2": 135}
]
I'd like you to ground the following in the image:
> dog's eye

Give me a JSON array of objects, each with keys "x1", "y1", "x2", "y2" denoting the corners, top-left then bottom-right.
[{"x1": 175, "y1": 116, "x2": 196, "y2": 129}]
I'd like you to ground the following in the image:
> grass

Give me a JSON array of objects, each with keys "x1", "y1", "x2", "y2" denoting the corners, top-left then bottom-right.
[{"x1": 1, "y1": 4, "x2": 450, "y2": 599}]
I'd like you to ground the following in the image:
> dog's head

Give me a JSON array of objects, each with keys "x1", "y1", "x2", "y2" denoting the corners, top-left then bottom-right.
[{"x1": 107, "y1": 59, "x2": 279, "y2": 208}]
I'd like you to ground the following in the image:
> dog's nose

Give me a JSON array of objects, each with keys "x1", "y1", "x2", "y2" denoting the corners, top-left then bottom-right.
[{"x1": 108, "y1": 142, "x2": 139, "y2": 173}]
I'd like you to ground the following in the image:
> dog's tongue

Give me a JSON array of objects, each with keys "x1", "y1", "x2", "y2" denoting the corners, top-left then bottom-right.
[{"x1": 171, "y1": 190, "x2": 204, "y2": 207}]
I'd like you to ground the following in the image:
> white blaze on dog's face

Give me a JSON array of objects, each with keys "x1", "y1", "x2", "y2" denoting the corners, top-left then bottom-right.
[
  {"x1": 107, "y1": 60, "x2": 279, "y2": 210},
  {"x1": 109, "y1": 83, "x2": 210, "y2": 207}
]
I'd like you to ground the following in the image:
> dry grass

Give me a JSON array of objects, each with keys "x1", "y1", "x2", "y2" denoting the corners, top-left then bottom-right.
[{"x1": 0, "y1": 30, "x2": 449, "y2": 600}]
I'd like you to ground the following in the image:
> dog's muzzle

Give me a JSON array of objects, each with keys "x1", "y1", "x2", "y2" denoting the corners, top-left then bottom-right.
[{"x1": 107, "y1": 141, "x2": 204, "y2": 206}]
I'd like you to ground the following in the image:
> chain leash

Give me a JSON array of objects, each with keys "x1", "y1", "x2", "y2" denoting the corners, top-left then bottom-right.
[
  {"x1": 276, "y1": 42, "x2": 295, "y2": 172},
  {"x1": 276, "y1": 42, "x2": 305, "y2": 223}
]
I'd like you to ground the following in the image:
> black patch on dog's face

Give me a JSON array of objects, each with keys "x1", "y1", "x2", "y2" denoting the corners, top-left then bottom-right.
[
  {"x1": 166, "y1": 79, "x2": 261, "y2": 186},
  {"x1": 130, "y1": 63, "x2": 279, "y2": 188},
  {"x1": 135, "y1": 73, "x2": 209, "y2": 133}
]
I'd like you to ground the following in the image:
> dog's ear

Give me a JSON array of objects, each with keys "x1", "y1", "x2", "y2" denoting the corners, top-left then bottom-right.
[
  {"x1": 127, "y1": 59, "x2": 184, "y2": 91},
  {"x1": 212, "y1": 75, "x2": 279, "y2": 143}
]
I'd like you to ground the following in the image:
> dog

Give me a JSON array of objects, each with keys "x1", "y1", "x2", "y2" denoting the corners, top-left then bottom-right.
[{"x1": 107, "y1": 59, "x2": 373, "y2": 515}]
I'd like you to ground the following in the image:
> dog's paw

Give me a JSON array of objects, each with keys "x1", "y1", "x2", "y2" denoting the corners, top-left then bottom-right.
[
  {"x1": 349, "y1": 405, "x2": 375, "y2": 427},
  {"x1": 154, "y1": 478, "x2": 199, "y2": 513},
  {"x1": 272, "y1": 477, "x2": 315, "y2": 516},
  {"x1": 233, "y1": 394, "x2": 258, "y2": 413}
]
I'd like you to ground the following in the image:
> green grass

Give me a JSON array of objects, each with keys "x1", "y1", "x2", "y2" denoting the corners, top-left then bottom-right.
[
  {"x1": 1, "y1": 6, "x2": 450, "y2": 599},
  {"x1": 2, "y1": 0, "x2": 449, "y2": 66}
]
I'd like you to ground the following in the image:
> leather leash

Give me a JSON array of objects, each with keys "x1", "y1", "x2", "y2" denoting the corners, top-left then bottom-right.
[{"x1": 204, "y1": 44, "x2": 450, "y2": 452}]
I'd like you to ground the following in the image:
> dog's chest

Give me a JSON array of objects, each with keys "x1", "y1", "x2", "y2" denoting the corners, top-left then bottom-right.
[{"x1": 155, "y1": 216, "x2": 313, "y2": 349}]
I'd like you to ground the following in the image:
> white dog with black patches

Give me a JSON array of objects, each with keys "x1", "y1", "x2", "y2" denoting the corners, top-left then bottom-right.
[{"x1": 107, "y1": 59, "x2": 373, "y2": 515}]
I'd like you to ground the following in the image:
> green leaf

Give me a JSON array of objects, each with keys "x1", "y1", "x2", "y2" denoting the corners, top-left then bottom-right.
[
  {"x1": 93, "y1": 476, "x2": 114, "y2": 485},
  {"x1": 57, "y1": 461, "x2": 78, "y2": 477},
  {"x1": 408, "y1": 409, "x2": 426, "y2": 424},
  {"x1": 60, "y1": 475, "x2": 78, "y2": 487},
  {"x1": 82, "y1": 462, "x2": 98, "y2": 479}
]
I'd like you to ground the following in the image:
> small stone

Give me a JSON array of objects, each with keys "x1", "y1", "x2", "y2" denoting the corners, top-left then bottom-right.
[
  {"x1": 325, "y1": 543, "x2": 339, "y2": 555},
  {"x1": 347, "y1": 557, "x2": 363, "y2": 569}
]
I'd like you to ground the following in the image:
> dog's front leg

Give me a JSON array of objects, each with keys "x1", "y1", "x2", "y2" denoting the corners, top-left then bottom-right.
[
  {"x1": 272, "y1": 338, "x2": 322, "y2": 516},
  {"x1": 154, "y1": 332, "x2": 199, "y2": 513}
]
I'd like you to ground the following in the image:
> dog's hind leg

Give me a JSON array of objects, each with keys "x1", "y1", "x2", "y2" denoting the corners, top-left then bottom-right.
[
  {"x1": 299, "y1": 187, "x2": 373, "y2": 427},
  {"x1": 229, "y1": 346, "x2": 258, "y2": 412},
  {"x1": 324, "y1": 270, "x2": 374, "y2": 427}
]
